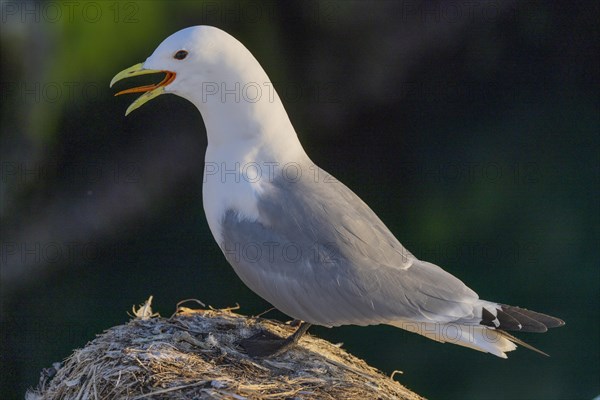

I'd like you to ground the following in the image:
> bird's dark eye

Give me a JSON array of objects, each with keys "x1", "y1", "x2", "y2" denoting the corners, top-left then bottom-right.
[{"x1": 174, "y1": 50, "x2": 188, "y2": 60}]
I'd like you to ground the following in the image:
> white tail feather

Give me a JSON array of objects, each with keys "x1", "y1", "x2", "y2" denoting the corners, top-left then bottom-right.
[{"x1": 389, "y1": 321, "x2": 517, "y2": 358}]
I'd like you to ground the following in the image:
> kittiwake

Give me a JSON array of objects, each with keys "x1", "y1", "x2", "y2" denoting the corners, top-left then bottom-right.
[{"x1": 110, "y1": 25, "x2": 564, "y2": 358}]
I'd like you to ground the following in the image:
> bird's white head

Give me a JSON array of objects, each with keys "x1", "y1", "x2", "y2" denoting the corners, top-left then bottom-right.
[
  {"x1": 110, "y1": 26, "x2": 298, "y2": 150},
  {"x1": 110, "y1": 26, "x2": 258, "y2": 114}
]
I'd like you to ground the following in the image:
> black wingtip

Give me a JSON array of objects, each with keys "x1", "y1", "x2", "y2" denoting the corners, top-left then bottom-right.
[{"x1": 499, "y1": 304, "x2": 565, "y2": 332}]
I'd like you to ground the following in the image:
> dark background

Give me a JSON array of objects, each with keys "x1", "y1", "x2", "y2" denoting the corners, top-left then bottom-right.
[{"x1": 1, "y1": 1, "x2": 598, "y2": 399}]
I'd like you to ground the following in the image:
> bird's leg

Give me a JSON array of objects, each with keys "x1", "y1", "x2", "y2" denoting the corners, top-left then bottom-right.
[{"x1": 240, "y1": 322, "x2": 312, "y2": 357}]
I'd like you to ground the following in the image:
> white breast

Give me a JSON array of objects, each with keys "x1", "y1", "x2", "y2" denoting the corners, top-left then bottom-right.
[{"x1": 202, "y1": 142, "x2": 265, "y2": 245}]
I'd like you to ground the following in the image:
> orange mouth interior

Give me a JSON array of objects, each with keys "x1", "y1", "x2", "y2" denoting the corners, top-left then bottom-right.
[{"x1": 114, "y1": 71, "x2": 176, "y2": 96}]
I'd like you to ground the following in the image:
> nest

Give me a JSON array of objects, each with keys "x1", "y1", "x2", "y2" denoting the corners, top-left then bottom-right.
[{"x1": 27, "y1": 297, "x2": 423, "y2": 400}]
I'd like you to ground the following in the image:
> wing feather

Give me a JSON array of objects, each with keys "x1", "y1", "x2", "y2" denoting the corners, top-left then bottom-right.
[{"x1": 219, "y1": 162, "x2": 480, "y2": 326}]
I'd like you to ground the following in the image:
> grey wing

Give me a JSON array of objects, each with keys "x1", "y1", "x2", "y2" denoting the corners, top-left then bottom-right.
[{"x1": 220, "y1": 164, "x2": 480, "y2": 327}]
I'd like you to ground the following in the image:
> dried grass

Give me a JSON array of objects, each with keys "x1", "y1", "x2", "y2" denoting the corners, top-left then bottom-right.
[{"x1": 27, "y1": 297, "x2": 423, "y2": 400}]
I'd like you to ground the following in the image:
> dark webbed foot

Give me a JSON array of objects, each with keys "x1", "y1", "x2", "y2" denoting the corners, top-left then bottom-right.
[
  {"x1": 240, "y1": 322, "x2": 311, "y2": 357},
  {"x1": 240, "y1": 330, "x2": 292, "y2": 357}
]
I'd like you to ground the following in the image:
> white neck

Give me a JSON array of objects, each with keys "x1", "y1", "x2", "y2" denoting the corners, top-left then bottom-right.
[
  {"x1": 175, "y1": 40, "x2": 309, "y2": 242},
  {"x1": 194, "y1": 87, "x2": 305, "y2": 161}
]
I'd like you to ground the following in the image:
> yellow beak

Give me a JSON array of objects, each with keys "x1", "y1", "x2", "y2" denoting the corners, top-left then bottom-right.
[{"x1": 110, "y1": 63, "x2": 176, "y2": 116}]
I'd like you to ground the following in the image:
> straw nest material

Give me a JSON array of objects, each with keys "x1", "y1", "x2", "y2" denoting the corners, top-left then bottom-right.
[{"x1": 27, "y1": 297, "x2": 423, "y2": 400}]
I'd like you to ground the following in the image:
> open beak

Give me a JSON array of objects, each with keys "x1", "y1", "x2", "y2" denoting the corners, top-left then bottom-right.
[{"x1": 110, "y1": 63, "x2": 176, "y2": 116}]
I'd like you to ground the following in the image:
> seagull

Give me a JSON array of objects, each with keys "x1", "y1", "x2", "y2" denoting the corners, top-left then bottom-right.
[{"x1": 110, "y1": 25, "x2": 564, "y2": 358}]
